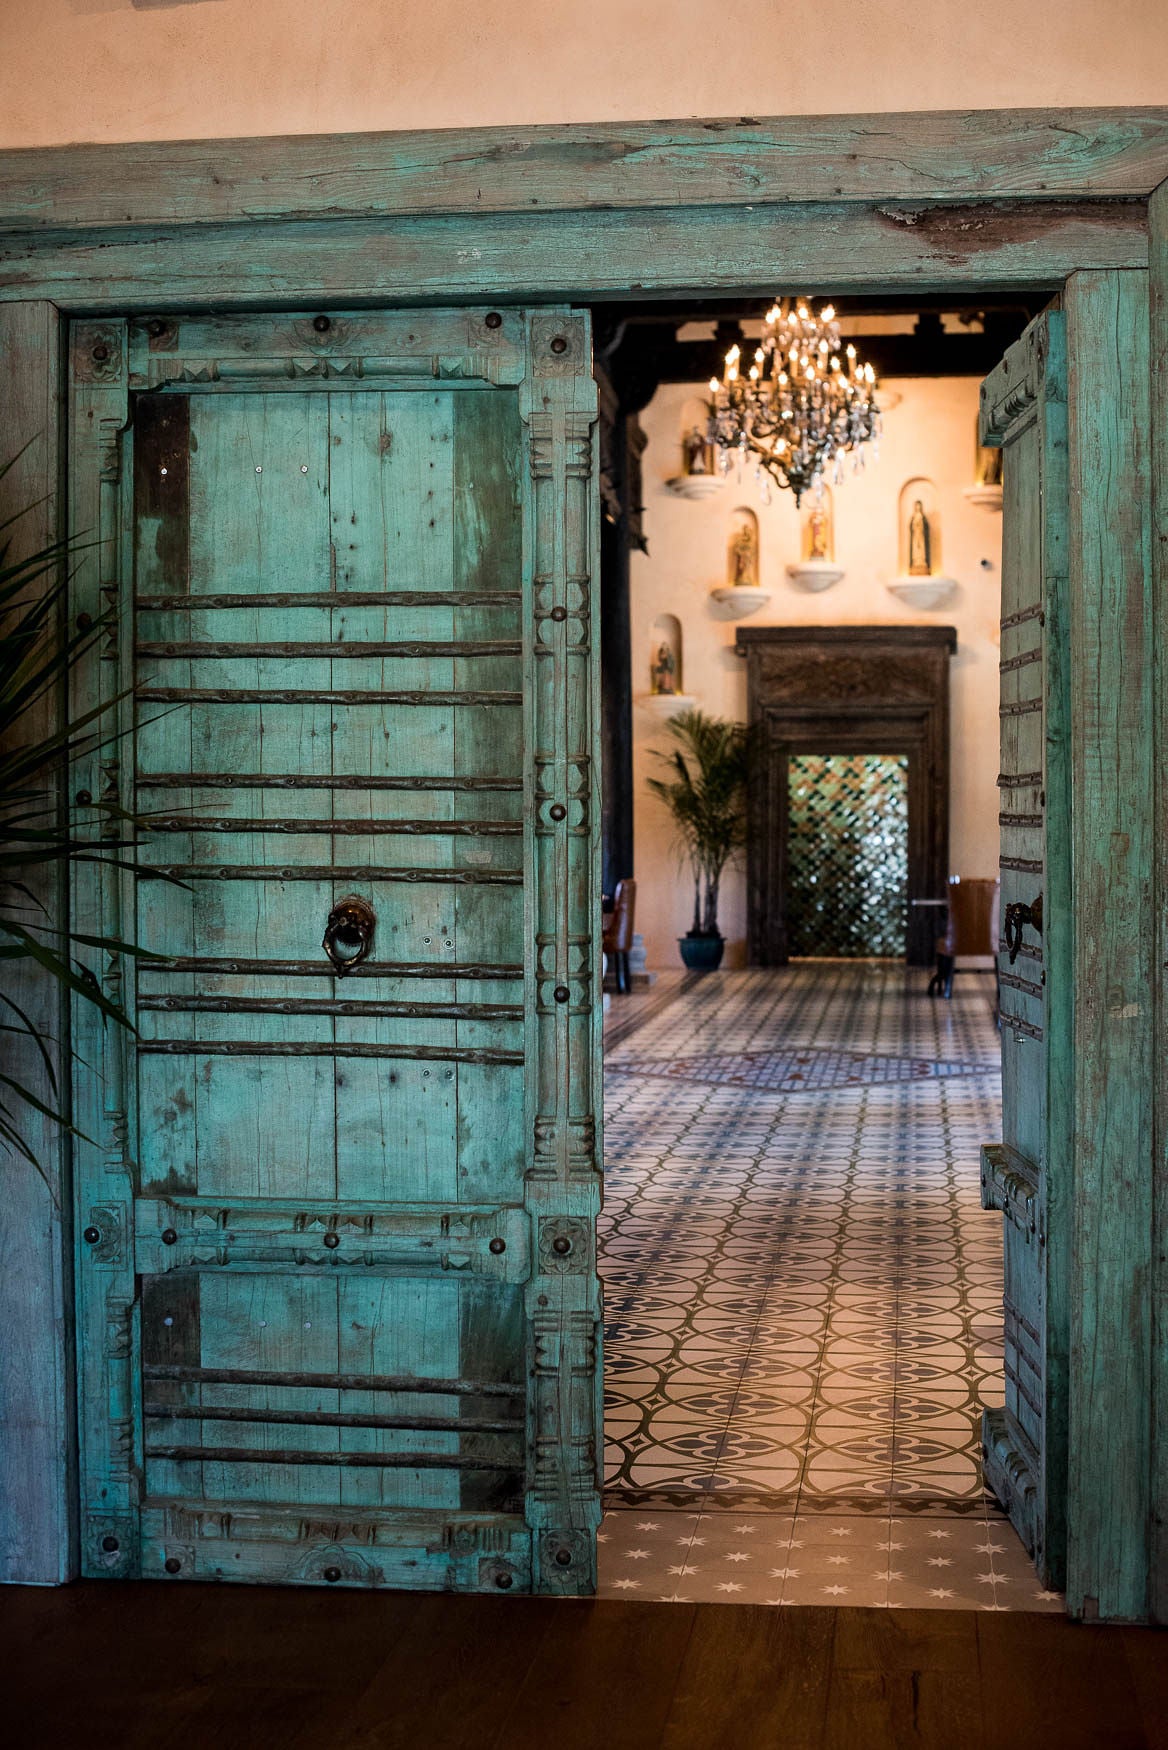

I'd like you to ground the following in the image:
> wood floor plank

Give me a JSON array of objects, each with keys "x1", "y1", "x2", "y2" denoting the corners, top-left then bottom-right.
[
  {"x1": 491, "y1": 1599, "x2": 696, "y2": 1750},
  {"x1": 164, "y1": 1686, "x2": 349, "y2": 1750},
  {"x1": 8, "y1": 1584, "x2": 1168, "y2": 1750},
  {"x1": 831, "y1": 1605, "x2": 979, "y2": 1674},
  {"x1": 825, "y1": 1668, "x2": 982, "y2": 1750},
  {"x1": 660, "y1": 1603, "x2": 834, "y2": 1750},
  {"x1": 289, "y1": 1594, "x2": 553, "y2": 1750},
  {"x1": 827, "y1": 1608, "x2": 982, "y2": 1750},
  {"x1": 977, "y1": 1612, "x2": 1149, "y2": 1750},
  {"x1": 1120, "y1": 1626, "x2": 1168, "y2": 1750},
  {"x1": 189, "y1": 1584, "x2": 421, "y2": 1694}
]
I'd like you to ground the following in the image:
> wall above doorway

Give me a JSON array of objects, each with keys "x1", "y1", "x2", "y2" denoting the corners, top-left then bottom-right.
[{"x1": 628, "y1": 375, "x2": 1002, "y2": 967}]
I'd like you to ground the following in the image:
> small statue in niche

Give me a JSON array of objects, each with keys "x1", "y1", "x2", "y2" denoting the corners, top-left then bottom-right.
[
  {"x1": 807, "y1": 501, "x2": 830, "y2": 561},
  {"x1": 977, "y1": 443, "x2": 1003, "y2": 487},
  {"x1": 729, "y1": 521, "x2": 758, "y2": 587},
  {"x1": 907, "y1": 499, "x2": 933, "y2": 576},
  {"x1": 651, "y1": 641, "x2": 677, "y2": 695},
  {"x1": 684, "y1": 426, "x2": 710, "y2": 475}
]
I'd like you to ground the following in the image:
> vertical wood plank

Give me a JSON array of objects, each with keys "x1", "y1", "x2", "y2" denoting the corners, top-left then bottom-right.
[
  {"x1": 1064, "y1": 268, "x2": 1155, "y2": 1622},
  {"x1": 67, "y1": 318, "x2": 136, "y2": 1581},
  {"x1": 520, "y1": 311, "x2": 603, "y2": 1593},
  {"x1": 0, "y1": 300, "x2": 73, "y2": 1584},
  {"x1": 184, "y1": 392, "x2": 335, "y2": 1204},
  {"x1": 1148, "y1": 177, "x2": 1168, "y2": 1628}
]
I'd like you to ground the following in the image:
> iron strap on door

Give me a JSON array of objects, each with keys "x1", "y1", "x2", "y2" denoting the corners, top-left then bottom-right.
[{"x1": 68, "y1": 309, "x2": 602, "y2": 1595}]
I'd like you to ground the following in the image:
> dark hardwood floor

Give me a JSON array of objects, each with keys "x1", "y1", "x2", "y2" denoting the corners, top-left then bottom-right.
[{"x1": 5, "y1": 1585, "x2": 1168, "y2": 1749}]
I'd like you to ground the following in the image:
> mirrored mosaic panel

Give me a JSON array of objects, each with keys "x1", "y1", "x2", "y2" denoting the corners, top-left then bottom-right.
[{"x1": 787, "y1": 754, "x2": 908, "y2": 957}]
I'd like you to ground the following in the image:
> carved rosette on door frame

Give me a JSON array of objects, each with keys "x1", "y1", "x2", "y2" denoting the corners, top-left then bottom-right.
[{"x1": 67, "y1": 308, "x2": 602, "y2": 1595}]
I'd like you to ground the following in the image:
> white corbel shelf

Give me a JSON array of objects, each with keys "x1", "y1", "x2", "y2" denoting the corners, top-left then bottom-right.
[
  {"x1": 637, "y1": 692, "x2": 698, "y2": 719},
  {"x1": 963, "y1": 484, "x2": 1003, "y2": 510},
  {"x1": 886, "y1": 576, "x2": 959, "y2": 610},
  {"x1": 786, "y1": 561, "x2": 845, "y2": 593},
  {"x1": 665, "y1": 474, "x2": 725, "y2": 500},
  {"x1": 709, "y1": 585, "x2": 771, "y2": 616}
]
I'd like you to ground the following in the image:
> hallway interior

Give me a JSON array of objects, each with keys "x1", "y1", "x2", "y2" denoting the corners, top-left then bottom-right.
[{"x1": 597, "y1": 964, "x2": 1061, "y2": 1610}]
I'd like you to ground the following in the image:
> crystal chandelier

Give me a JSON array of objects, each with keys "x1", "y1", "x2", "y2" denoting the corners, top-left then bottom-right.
[{"x1": 707, "y1": 300, "x2": 880, "y2": 506}]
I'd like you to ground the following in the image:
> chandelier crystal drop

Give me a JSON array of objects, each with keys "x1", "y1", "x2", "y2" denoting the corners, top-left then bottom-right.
[{"x1": 707, "y1": 299, "x2": 881, "y2": 506}]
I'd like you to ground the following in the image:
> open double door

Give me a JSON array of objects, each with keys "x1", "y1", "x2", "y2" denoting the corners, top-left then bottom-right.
[{"x1": 69, "y1": 283, "x2": 1145, "y2": 1601}]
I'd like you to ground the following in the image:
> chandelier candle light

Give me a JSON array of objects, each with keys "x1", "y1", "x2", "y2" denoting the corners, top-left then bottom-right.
[{"x1": 707, "y1": 301, "x2": 880, "y2": 506}]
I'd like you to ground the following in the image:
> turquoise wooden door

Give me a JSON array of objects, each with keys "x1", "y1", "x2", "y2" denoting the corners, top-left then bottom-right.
[
  {"x1": 67, "y1": 310, "x2": 602, "y2": 1594},
  {"x1": 978, "y1": 307, "x2": 1070, "y2": 1590}
]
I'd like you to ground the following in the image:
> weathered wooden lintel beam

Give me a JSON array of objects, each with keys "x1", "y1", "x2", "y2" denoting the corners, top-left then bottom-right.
[
  {"x1": 0, "y1": 107, "x2": 1166, "y2": 234},
  {"x1": 0, "y1": 200, "x2": 1147, "y2": 312}
]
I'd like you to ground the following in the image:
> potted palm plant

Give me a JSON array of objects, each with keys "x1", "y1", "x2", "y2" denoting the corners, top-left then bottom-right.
[{"x1": 646, "y1": 707, "x2": 753, "y2": 972}]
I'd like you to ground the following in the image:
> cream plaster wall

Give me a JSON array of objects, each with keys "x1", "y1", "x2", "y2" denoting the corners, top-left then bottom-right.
[
  {"x1": 0, "y1": 1, "x2": 1165, "y2": 148},
  {"x1": 630, "y1": 376, "x2": 1002, "y2": 969}
]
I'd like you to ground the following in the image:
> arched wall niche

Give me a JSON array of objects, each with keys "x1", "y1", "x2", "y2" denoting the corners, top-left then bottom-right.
[
  {"x1": 898, "y1": 476, "x2": 942, "y2": 576},
  {"x1": 648, "y1": 612, "x2": 683, "y2": 695},
  {"x1": 802, "y1": 487, "x2": 835, "y2": 562},
  {"x1": 727, "y1": 506, "x2": 759, "y2": 587},
  {"x1": 679, "y1": 395, "x2": 714, "y2": 477}
]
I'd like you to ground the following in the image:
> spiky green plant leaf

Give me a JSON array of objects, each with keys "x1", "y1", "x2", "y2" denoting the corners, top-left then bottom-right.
[{"x1": 0, "y1": 459, "x2": 167, "y2": 1181}]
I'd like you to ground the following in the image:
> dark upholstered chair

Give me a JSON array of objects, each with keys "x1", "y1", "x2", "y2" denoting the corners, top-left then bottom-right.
[
  {"x1": 927, "y1": 877, "x2": 1000, "y2": 1000},
  {"x1": 602, "y1": 879, "x2": 636, "y2": 994}
]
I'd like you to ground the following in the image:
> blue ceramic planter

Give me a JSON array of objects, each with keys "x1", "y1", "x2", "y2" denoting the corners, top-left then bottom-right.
[{"x1": 678, "y1": 933, "x2": 725, "y2": 972}]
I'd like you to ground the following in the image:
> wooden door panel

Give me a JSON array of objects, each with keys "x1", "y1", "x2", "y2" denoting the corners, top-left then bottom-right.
[
  {"x1": 139, "y1": 1271, "x2": 526, "y2": 1511},
  {"x1": 978, "y1": 306, "x2": 1069, "y2": 1589},
  {"x1": 134, "y1": 701, "x2": 524, "y2": 780},
  {"x1": 70, "y1": 309, "x2": 600, "y2": 1594}
]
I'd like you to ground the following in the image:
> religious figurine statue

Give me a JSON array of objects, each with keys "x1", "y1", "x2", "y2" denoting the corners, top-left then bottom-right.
[
  {"x1": 684, "y1": 426, "x2": 710, "y2": 475},
  {"x1": 651, "y1": 641, "x2": 677, "y2": 695},
  {"x1": 807, "y1": 502, "x2": 830, "y2": 561},
  {"x1": 977, "y1": 444, "x2": 1003, "y2": 487},
  {"x1": 907, "y1": 499, "x2": 932, "y2": 576},
  {"x1": 729, "y1": 521, "x2": 758, "y2": 587}
]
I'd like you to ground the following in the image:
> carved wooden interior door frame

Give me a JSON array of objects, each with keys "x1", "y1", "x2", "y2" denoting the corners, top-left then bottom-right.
[
  {"x1": 0, "y1": 109, "x2": 1166, "y2": 1624},
  {"x1": 737, "y1": 626, "x2": 955, "y2": 967}
]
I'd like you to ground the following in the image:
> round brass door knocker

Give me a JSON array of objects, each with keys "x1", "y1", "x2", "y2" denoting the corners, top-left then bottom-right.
[{"x1": 323, "y1": 894, "x2": 376, "y2": 976}]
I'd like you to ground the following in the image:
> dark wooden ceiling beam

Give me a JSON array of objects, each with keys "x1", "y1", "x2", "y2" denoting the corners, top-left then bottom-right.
[
  {"x1": 602, "y1": 292, "x2": 1042, "y2": 325},
  {"x1": 602, "y1": 309, "x2": 1031, "y2": 386}
]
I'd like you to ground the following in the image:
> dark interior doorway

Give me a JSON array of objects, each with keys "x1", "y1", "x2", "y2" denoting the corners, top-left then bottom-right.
[{"x1": 737, "y1": 625, "x2": 956, "y2": 966}]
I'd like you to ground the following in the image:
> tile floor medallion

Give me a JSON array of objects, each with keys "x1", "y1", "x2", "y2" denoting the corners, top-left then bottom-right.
[{"x1": 597, "y1": 962, "x2": 1064, "y2": 1612}]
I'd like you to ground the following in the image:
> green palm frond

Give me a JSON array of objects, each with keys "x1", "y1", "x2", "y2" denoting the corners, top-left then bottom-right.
[{"x1": 0, "y1": 458, "x2": 164, "y2": 1183}]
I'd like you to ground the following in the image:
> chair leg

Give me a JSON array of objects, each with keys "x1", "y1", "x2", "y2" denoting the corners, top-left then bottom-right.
[
  {"x1": 618, "y1": 951, "x2": 630, "y2": 994},
  {"x1": 928, "y1": 953, "x2": 953, "y2": 998}
]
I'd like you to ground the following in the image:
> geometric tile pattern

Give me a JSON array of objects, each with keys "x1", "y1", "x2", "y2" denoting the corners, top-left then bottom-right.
[
  {"x1": 607, "y1": 1045, "x2": 989, "y2": 1093},
  {"x1": 787, "y1": 754, "x2": 909, "y2": 956},
  {"x1": 598, "y1": 962, "x2": 1063, "y2": 1610}
]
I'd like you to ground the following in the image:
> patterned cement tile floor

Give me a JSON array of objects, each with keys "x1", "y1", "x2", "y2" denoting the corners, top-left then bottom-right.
[{"x1": 597, "y1": 961, "x2": 1063, "y2": 1612}]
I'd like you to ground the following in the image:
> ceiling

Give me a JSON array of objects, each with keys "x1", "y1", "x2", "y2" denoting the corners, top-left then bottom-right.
[{"x1": 595, "y1": 294, "x2": 1043, "y2": 407}]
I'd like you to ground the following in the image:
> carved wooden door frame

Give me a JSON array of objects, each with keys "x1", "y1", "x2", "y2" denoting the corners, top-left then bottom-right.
[
  {"x1": 738, "y1": 626, "x2": 955, "y2": 967},
  {"x1": 0, "y1": 107, "x2": 1166, "y2": 1625}
]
